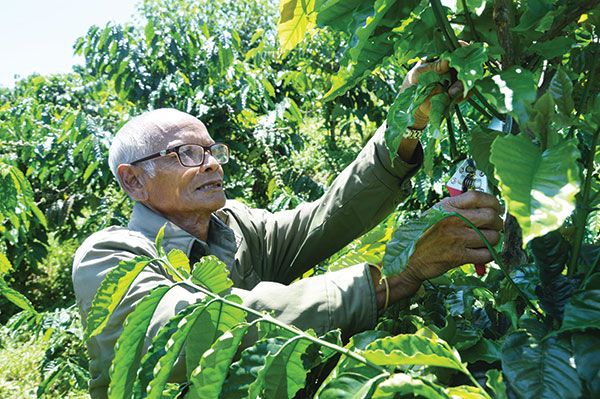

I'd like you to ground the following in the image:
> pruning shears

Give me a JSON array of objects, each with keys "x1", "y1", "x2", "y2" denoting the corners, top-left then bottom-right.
[
  {"x1": 445, "y1": 117, "x2": 506, "y2": 276},
  {"x1": 446, "y1": 158, "x2": 490, "y2": 276}
]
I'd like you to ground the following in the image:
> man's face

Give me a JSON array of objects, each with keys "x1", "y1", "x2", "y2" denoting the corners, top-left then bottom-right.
[{"x1": 141, "y1": 116, "x2": 226, "y2": 220}]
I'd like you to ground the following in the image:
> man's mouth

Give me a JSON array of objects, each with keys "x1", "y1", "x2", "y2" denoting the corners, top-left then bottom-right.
[{"x1": 197, "y1": 181, "x2": 223, "y2": 191}]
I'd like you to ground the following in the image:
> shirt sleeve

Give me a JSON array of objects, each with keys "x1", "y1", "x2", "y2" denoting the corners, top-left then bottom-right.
[
  {"x1": 225, "y1": 123, "x2": 423, "y2": 284},
  {"x1": 73, "y1": 232, "x2": 377, "y2": 399}
]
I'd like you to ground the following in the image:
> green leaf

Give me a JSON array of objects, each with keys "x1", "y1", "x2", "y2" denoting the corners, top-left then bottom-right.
[
  {"x1": 549, "y1": 67, "x2": 575, "y2": 128},
  {"x1": 83, "y1": 161, "x2": 99, "y2": 182},
  {"x1": 185, "y1": 294, "x2": 246, "y2": 379},
  {"x1": 468, "y1": 126, "x2": 500, "y2": 187},
  {"x1": 319, "y1": 0, "x2": 424, "y2": 103},
  {"x1": 0, "y1": 251, "x2": 13, "y2": 274},
  {"x1": 527, "y1": 92, "x2": 561, "y2": 150},
  {"x1": 221, "y1": 337, "x2": 288, "y2": 399},
  {"x1": 322, "y1": 36, "x2": 394, "y2": 101},
  {"x1": 133, "y1": 302, "x2": 203, "y2": 399},
  {"x1": 384, "y1": 85, "x2": 418, "y2": 162},
  {"x1": 0, "y1": 277, "x2": 37, "y2": 315},
  {"x1": 188, "y1": 322, "x2": 254, "y2": 399},
  {"x1": 85, "y1": 256, "x2": 152, "y2": 340},
  {"x1": 527, "y1": 37, "x2": 575, "y2": 60},
  {"x1": 318, "y1": 372, "x2": 386, "y2": 399},
  {"x1": 371, "y1": 374, "x2": 451, "y2": 399},
  {"x1": 485, "y1": 369, "x2": 508, "y2": 399},
  {"x1": 314, "y1": 329, "x2": 390, "y2": 398},
  {"x1": 429, "y1": 93, "x2": 451, "y2": 138},
  {"x1": 141, "y1": 297, "x2": 240, "y2": 399},
  {"x1": 108, "y1": 285, "x2": 173, "y2": 399},
  {"x1": 461, "y1": 337, "x2": 502, "y2": 364},
  {"x1": 530, "y1": 231, "x2": 576, "y2": 321},
  {"x1": 155, "y1": 225, "x2": 166, "y2": 257},
  {"x1": 8, "y1": 165, "x2": 47, "y2": 228},
  {"x1": 513, "y1": 0, "x2": 557, "y2": 33},
  {"x1": 385, "y1": 71, "x2": 446, "y2": 162},
  {"x1": 438, "y1": 314, "x2": 483, "y2": 351},
  {"x1": 502, "y1": 331, "x2": 582, "y2": 399},
  {"x1": 382, "y1": 208, "x2": 455, "y2": 278},
  {"x1": 442, "y1": 43, "x2": 488, "y2": 96},
  {"x1": 362, "y1": 331, "x2": 465, "y2": 372},
  {"x1": 446, "y1": 386, "x2": 488, "y2": 398},
  {"x1": 347, "y1": 0, "x2": 400, "y2": 64},
  {"x1": 490, "y1": 134, "x2": 581, "y2": 245},
  {"x1": 571, "y1": 332, "x2": 600, "y2": 396},
  {"x1": 249, "y1": 333, "x2": 315, "y2": 399},
  {"x1": 561, "y1": 274, "x2": 600, "y2": 331},
  {"x1": 316, "y1": 0, "x2": 364, "y2": 33},
  {"x1": 190, "y1": 255, "x2": 234, "y2": 295},
  {"x1": 166, "y1": 249, "x2": 191, "y2": 278},
  {"x1": 277, "y1": 0, "x2": 317, "y2": 52},
  {"x1": 144, "y1": 20, "x2": 155, "y2": 45},
  {"x1": 478, "y1": 67, "x2": 537, "y2": 125}
]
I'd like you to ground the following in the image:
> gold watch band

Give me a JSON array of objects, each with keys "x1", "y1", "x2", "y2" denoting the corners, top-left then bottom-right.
[{"x1": 402, "y1": 127, "x2": 424, "y2": 140}]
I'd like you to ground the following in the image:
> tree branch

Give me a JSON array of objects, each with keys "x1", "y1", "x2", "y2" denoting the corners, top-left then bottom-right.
[{"x1": 493, "y1": 0, "x2": 516, "y2": 68}]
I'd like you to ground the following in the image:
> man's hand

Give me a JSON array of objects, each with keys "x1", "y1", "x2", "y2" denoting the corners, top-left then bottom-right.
[
  {"x1": 372, "y1": 191, "x2": 502, "y2": 309},
  {"x1": 394, "y1": 57, "x2": 468, "y2": 162},
  {"x1": 401, "y1": 59, "x2": 466, "y2": 130}
]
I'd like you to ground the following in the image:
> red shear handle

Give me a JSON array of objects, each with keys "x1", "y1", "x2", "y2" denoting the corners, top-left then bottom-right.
[{"x1": 474, "y1": 263, "x2": 486, "y2": 276}]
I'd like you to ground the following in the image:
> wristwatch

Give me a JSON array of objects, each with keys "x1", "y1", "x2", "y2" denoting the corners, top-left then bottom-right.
[{"x1": 402, "y1": 127, "x2": 425, "y2": 140}]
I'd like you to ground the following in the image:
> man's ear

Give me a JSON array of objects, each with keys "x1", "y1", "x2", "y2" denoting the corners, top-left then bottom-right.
[{"x1": 118, "y1": 164, "x2": 149, "y2": 201}]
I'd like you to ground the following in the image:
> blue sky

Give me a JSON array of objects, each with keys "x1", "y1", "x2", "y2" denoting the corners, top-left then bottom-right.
[{"x1": 0, "y1": 0, "x2": 139, "y2": 88}]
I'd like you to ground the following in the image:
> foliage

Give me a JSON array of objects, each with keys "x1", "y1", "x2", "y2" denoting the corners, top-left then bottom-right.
[
  {"x1": 87, "y1": 228, "x2": 497, "y2": 399},
  {"x1": 279, "y1": 0, "x2": 600, "y2": 398},
  {"x1": 0, "y1": 307, "x2": 89, "y2": 399},
  {"x1": 2, "y1": 0, "x2": 600, "y2": 398},
  {"x1": 0, "y1": 72, "x2": 134, "y2": 322}
]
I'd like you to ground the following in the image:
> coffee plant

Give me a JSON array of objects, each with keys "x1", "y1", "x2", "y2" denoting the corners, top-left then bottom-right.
[
  {"x1": 276, "y1": 0, "x2": 600, "y2": 397},
  {"x1": 2, "y1": 0, "x2": 600, "y2": 398}
]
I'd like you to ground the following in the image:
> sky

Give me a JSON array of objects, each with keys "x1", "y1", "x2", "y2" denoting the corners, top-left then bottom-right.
[{"x1": 0, "y1": 0, "x2": 139, "y2": 88}]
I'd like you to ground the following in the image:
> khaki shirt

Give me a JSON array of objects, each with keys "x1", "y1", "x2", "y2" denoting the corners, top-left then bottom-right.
[{"x1": 72, "y1": 125, "x2": 422, "y2": 398}]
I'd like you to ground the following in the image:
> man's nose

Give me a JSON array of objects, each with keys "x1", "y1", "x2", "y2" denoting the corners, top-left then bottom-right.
[{"x1": 198, "y1": 152, "x2": 220, "y2": 172}]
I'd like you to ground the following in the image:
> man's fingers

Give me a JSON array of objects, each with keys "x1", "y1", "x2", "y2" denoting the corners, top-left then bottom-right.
[
  {"x1": 464, "y1": 247, "x2": 494, "y2": 265},
  {"x1": 446, "y1": 191, "x2": 502, "y2": 213},
  {"x1": 450, "y1": 207, "x2": 503, "y2": 230},
  {"x1": 410, "y1": 59, "x2": 450, "y2": 85},
  {"x1": 424, "y1": 59, "x2": 450, "y2": 76},
  {"x1": 448, "y1": 81, "x2": 464, "y2": 98},
  {"x1": 462, "y1": 228, "x2": 501, "y2": 248}
]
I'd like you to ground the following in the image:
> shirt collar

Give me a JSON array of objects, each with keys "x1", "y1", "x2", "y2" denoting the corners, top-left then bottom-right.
[{"x1": 127, "y1": 202, "x2": 240, "y2": 269}]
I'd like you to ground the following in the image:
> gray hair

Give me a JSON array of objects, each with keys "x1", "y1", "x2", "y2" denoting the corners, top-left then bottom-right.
[
  {"x1": 108, "y1": 116, "x2": 162, "y2": 186},
  {"x1": 108, "y1": 108, "x2": 195, "y2": 187}
]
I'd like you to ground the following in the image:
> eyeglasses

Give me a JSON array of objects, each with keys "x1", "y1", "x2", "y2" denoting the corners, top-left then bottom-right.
[{"x1": 130, "y1": 143, "x2": 229, "y2": 167}]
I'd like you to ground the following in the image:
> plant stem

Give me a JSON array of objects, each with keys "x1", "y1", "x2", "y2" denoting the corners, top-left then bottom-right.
[
  {"x1": 568, "y1": 126, "x2": 600, "y2": 276},
  {"x1": 453, "y1": 213, "x2": 543, "y2": 318},
  {"x1": 583, "y1": 248, "x2": 600, "y2": 285},
  {"x1": 159, "y1": 258, "x2": 187, "y2": 281},
  {"x1": 188, "y1": 283, "x2": 391, "y2": 376},
  {"x1": 493, "y1": 0, "x2": 516, "y2": 68},
  {"x1": 430, "y1": 0, "x2": 460, "y2": 50},
  {"x1": 472, "y1": 90, "x2": 503, "y2": 119},
  {"x1": 460, "y1": 0, "x2": 499, "y2": 75},
  {"x1": 568, "y1": 55, "x2": 598, "y2": 140},
  {"x1": 467, "y1": 98, "x2": 493, "y2": 119},
  {"x1": 431, "y1": 0, "x2": 503, "y2": 121},
  {"x1": 446, "y1": 118, "x2": 458, "y2": 159},
  {"x1": 454, "y1": 104, "x2": 469, "y2": 134}
]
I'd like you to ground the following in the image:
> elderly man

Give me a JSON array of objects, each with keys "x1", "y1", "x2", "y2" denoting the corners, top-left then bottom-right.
[{"x1": 73, "y1": 59, "x2": 502, "y2": 398}]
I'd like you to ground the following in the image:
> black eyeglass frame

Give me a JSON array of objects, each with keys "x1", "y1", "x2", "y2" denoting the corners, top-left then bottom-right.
[{"x1": 129, "y1": 143, "x2": 229, "y2": 167}]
